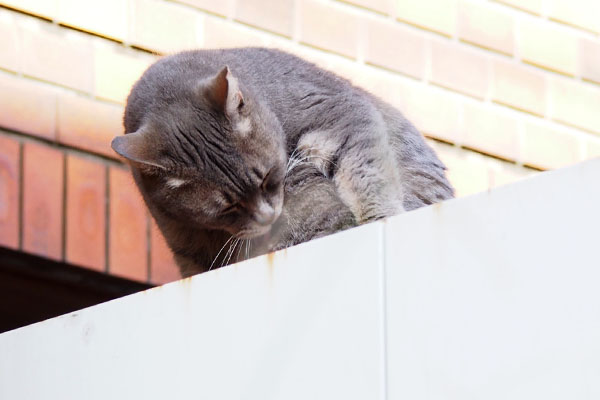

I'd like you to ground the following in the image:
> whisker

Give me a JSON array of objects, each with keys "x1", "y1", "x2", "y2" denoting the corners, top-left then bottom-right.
[
  {"x1": 222, "y1": 237, "x2": 239, "y2": 269},
  {"x1": 286, "y1": 155, "x2": 310, "y2": 175},
  {"x1": 286, "y1": 147, "x2": 313, "y2": 176},
  {"x1": 224, "y1": 238, "x2": 240, "y2": 268},
  {"x1": 285, "y1": 155, "x2": 302, "y2": 176},
  {"x1": 221, "y1": 238, "x2": 235, "y2": 268},
  {"x1": 286, "y1": 148, "x2": 299, "y2": 172},
  {"x1": 285, "y1": 153, "x2": 339, "y2": 181},
  {"x1": 301, "y1": 153, "x2": 337, "y2": 166},
  {"x1": 232, "y1": 239, "x2": 243, "y2": 264},
  {"x1": 235, "y1": 238, "x2": 244, "y2": 262},
  {"x1": 285, "y1": 147, "x2": 340, "y2": 185},
  {"x1": 209, "y1": 235, "x2": 234, "y2": 271},
  {"x1": 307, "y1": 154, "x2": 339, "y2": 171}
]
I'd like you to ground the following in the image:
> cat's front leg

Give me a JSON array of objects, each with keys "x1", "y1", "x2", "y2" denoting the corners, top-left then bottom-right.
[
  {"x1": 297, "y1": 126, "x2": 405, "y2": 223},
  {"x1": 266, "y1": 163, "x2": 357, "y2": 252}
]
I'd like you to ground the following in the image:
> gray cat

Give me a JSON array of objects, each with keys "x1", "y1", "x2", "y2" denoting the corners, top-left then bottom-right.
[{"x1": 111, "y1": 47, "x2": 453, "y2": 277}]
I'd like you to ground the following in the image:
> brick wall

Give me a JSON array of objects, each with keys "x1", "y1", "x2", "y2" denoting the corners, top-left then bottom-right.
[{"x1": 0, "y1": 0, "x2": 598, "y2": 283}]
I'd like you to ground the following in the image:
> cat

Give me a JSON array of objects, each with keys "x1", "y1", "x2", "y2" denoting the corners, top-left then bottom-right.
[{"x1": 111, "y1": 47, "x2": 453, "y2": 277}]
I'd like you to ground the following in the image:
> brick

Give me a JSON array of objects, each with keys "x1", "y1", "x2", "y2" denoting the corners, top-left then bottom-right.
[
  {"x1": 360, "y1": 69, "x2": 404, "y2": 103},
  {"x1": 434, "y1": 145, "x2": 490, "y2": 197},
  {"x1": 0, "y1": 11, "x2": 19, "y2": 72},
  {"x1": 174, "y1": 0, "x2": 231, "y2": 17},
  {"x1": 462, "y1": 102, "x2": 519, "y2": 160},
  {"x1": 580, "y1": 38, "x2": 600, "y2": 85},
  {"x1": 334, "y1": 64, "x2": 410, "y2": 111},
  {"x1": 548, "y1": 0, "x2": 600, "y2": 34},
  {"x1": 108, "y1": 167, "x2": 148, "y2": 282},
  {"x1": 458, "y1": 1, "x2": 514, "y2": 55},
  {"x1": 365, "y1": 19, "x2": 426, "y2": 79},
  {"x1": 94, "y1": 43, "x2": 156, "y2": 104},
  {"x1": 430, "y1": 41, "x2": 489, "y2": 99},
  {"x1": 235, "y1": 0, "x2": 293, "y2": 37},
  {"x1": 492, "y1": 60, "x2": 546, "y2": 116},
  {"x1": 340, "y1": 0, "x2": 392, "y2": 14},
  {"x1": 269, "y1": 40, "x2": 332, "y2": 71},
  {"x1": 395, "y1": 83, "x2": 461, "y2": 143},
  {"x1": 328, "y1": 58, "x2": 371, "y2": 87},
  {"x1": 518, "y1": 20, "x2": 578, "y2": 76},
  {"x1": 57, "y1": 0, "x2": 128, "y2": 41},
  {"x1": 150, "y1": 220, "x2": 180, "y2": 284},
  {"x1": 521, "y1": 122, "x2": 581, "y2": 170},
  {"x1": 550, "y1": 78, "x2": 600, "y2": 135},
  {"x1": 0, "y1": 0, "x2": 58, "y2": 19},
  {"x1": 22, "y1": 142, "x2": 63, "y2": 260},
  {"x1": 493, "y1": 0, "x2": 542, "y2": 15},
  {"x1": 0, "y1": 135, "x2": 20, "y2": 249},
  {"x1": 299, "y1": 0, "x2": 360, "y2": 59},
  {"x1": 395, "y1": 0, "x2": 457, "y2": 37},
  {"x1": 65, "y1": 155, "x2": 106, "y2": 272},
  {"x1": 0, "y1": 73, "x2": 57, "y2": 140},
  {"x1": 132, "y1": 0, "x2": 202, "y2": 54},
  {"x1": 57, "y1": 92, "x2": 123, "y2": 158},
  {"x1": 203, "y1": 17, "x2": 268, "y2": 49},
  {"x1": 20, "y1": 22, "x2": 94, "y2": 93}
]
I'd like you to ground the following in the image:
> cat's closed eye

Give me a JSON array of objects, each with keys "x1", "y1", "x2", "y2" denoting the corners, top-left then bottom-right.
[
  {"x1": 261, "y1": 168, "x2": 281, "y2": 193},
  {"x1": 220, "y1": 203, "x2": 240, "y2": 216}
]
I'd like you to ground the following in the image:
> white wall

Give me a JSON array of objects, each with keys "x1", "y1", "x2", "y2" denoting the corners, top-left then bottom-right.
[{"x1": 1, "y1": 159, "x2": 599, "y2": 400}]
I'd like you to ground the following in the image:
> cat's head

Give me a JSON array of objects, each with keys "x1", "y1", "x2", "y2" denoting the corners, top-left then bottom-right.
[{"x1": 112, "y1": 66, "x2": 286, "y2": 239}]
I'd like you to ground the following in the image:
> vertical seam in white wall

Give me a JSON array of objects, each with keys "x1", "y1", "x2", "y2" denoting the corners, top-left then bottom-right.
[{"x1": 378, "y1": 222, "x2": 388, "y2": 400}]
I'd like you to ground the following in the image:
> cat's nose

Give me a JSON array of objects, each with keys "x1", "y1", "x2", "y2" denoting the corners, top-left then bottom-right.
[{"x1": 254, "y1": 201, "x2": 279, "y2": 226}]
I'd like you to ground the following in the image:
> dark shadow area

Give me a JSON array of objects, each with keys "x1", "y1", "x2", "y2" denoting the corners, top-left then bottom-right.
[{"x1": 0, "y1": 247, "x2": 152, "y2": 334}]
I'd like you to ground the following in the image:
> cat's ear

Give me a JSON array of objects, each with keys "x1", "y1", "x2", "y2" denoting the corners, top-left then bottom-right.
[
  {"x1": 111, "y1": 130, "x2": 165, "y2": 170},
  {"x1": 204, "y1": 66, "x2": 244, "y2": 115}
]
